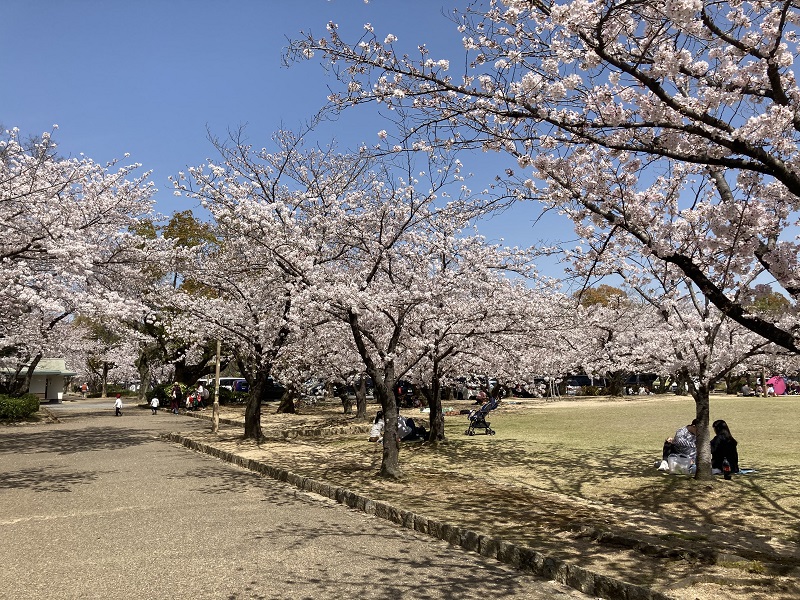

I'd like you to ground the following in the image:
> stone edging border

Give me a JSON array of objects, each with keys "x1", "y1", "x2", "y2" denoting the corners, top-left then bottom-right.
[{"x1": 164, "y1": 431, "x2": 673, "y2": 600}]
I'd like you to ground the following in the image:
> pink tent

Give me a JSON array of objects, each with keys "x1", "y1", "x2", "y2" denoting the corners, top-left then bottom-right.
[{"x1": 767, "y1": 376, "x2": 786, "y2": 395}]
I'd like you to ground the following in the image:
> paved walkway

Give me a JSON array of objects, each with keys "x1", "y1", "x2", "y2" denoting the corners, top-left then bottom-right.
[{"x1": 0, "y1": 400, "x2": 596, "y2": 600}]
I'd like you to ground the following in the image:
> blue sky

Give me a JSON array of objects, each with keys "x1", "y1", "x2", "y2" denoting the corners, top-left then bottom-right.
[{"x1": 2, "y1": 0, "x2": 573, "y2": 277}]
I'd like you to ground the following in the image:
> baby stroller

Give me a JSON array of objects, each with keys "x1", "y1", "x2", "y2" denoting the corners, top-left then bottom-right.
[{"x1": 465, "y1": 396, "x2": 499, "y2": 436}]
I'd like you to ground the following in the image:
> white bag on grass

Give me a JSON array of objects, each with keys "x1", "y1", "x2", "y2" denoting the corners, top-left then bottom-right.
[{"x1": 667, "y1": 454, "x2": 694, "y2": 475}]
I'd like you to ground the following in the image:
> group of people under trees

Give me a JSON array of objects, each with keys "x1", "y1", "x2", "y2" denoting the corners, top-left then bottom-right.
[
  {"x1": 162, "y1": 382, "x2": 209, "y2": 414},
  {"x1": 658, "y1": 419, "x2": 740, "y2": 476}
]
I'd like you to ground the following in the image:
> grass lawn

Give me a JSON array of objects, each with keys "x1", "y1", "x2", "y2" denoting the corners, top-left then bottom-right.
[
  {"x1": 416, "y1": 395, "x2": 800, "y2": 543},
  {"x1": 309, "y1": 393, "x2": 800, "y2": 545}
]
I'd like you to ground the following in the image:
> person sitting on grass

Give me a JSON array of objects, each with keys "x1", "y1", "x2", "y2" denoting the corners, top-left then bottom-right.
[
  {"x1": 368, "y1": 411, "x2": 384, "y2": 443},
  {"x1": 657, "y1": 418, "x2": 697, "y2": 471},
  {"x1": 710, "y1": 419, "x2": 740, "y2": 475},
  {"x1": 399, "y1": 416, "x2": 429, "y2": 442}
]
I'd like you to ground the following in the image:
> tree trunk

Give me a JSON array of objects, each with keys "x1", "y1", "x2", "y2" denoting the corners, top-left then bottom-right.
[
  {"x1": 606, "y1": 370, "x2": 626, "y2": 396},
  {"x1": 100, "y1": 362, "x2": 110, "y2": 398},
  {"x1": 428, "y1": 366, "x2": 445, "y2": 443},
  {"x1": 674, "y1": 372, "x2": 689, "y2": 396},
  {"x1": 244, "y1": 393, "x2": 262, "y2": 439},
  {"x1": 276, "y1": 383, "x2": 297, "y2": 414},
  {"x1": 691, "y1": 384, "x2": 712, "y2": 480},
  {"x1": 10, "y1": 353, "x2": 42, "y2": 397},
  {"x1": 340, "y1": 390, "x2": 353, "y2": 414},
  {"x1": 244, "y1": 369, "x2": 272, "y2": 439},
  {"x1": 135, "y1": 350, "x2": 150, "y2": 404},
  {"x1": 374, "y1": 367, "x2": 401, "y2": 479},
  {"x1": 172, "y1": 343, "x2": 217, "y2": 386},
  {"x1": 354, "y1": 374, "x2": 368, "y2": 420},
  {"x1": 724, "y1": 373, "x2": 741, "y2": 395}
]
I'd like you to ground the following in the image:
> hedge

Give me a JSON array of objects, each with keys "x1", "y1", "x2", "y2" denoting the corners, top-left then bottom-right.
[{"x1": 0, "y1": 394, "x2": 40, "y2": 420}]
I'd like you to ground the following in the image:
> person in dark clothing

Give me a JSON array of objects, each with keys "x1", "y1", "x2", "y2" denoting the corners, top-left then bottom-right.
[
  {"x1": 710, "y1": 419, "x2": 739, "y2": 474},
  {"x1": 400, "y1": 416, "x2": 429, "y2": 441}
]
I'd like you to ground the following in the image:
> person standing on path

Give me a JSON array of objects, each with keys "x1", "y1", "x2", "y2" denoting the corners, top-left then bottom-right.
[
  {"x1": 114, "y1": 394, "x2": 123, "y2": 417},
  {"x1": 170, "y1": 383, "x2": 182, "y2": 414}
]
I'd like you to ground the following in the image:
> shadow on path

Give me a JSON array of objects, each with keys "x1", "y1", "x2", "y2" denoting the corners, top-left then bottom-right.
[
  {"x1": 0, "y1": 464, "x2": 99, "y2": 492},
  {"x1": 0, "y1": 426, "x2": 155, "y2": 456}
]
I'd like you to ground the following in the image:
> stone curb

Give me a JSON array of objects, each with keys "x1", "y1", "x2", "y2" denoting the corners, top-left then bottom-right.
[{"x1": 164, "y1": 431, "x2": 673, "y2": 600}]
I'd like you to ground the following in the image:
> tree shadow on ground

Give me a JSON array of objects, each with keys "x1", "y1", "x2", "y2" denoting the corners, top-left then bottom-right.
[
  {"x1": 412, "y1": 438, "x2": 799, "y2": 558},
  {"x1": 165, "y1": 464, "x2": 308, "y2": 508},
  {"x1": 232, "y1": 517, "x2": 575, "y2": 600},
  {"x1": 0, "y1": 426, "x2": 155, "y2": 456},
  {"x1": 280, "y1": 433, "x2": 799, "y2": 569},
  {"x1": 0, "y1": 465, "x2": 99, "y2": 492}
]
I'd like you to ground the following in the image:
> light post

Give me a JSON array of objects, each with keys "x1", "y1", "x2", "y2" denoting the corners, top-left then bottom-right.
[{"x1": 212, "y1": 339, "x2": 221, "y2": 433}]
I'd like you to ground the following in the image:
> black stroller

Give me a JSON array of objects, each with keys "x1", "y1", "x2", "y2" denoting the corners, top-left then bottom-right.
[{"x1": 465, "y1": 396, "x2": 499, "y2": 436}]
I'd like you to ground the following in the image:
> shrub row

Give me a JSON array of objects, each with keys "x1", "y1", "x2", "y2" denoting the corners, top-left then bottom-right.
[{"x1": 0, "y1": 394, "x2": 40, "y2": 420}]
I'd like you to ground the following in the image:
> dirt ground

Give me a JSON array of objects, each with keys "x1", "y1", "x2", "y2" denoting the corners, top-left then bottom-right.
[{"x1": 179, "y1": 397, "x2": 799, "y2": 600}]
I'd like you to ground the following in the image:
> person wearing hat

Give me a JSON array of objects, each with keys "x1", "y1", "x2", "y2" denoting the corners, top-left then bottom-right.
[
  {"x1": 114, "y1": 394, "x2": 123, "y2": 417},
  {"x1": 656, "y1": 418, "x2": 697, "y2": 471}
]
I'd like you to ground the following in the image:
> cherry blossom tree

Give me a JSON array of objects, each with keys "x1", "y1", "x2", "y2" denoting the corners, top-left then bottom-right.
[
  {"x1": 289, "y1": 1, "x2": 800, "y2": 351},
  {"x1": 170, "y1": 129, "x2": 387, "y2": 438},
  {"x1": 572, "y1": 295, "x2": 664, "y2": 396},
  {"x1": 0, "y1": 127, "x2": 156, "y2": 392},
  {"x1": 398, "y1": 234, "x2": 542, "y2": 441}
]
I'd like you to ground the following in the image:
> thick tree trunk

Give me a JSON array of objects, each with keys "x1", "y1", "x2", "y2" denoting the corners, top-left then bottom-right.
[
  {"x1": 673, "y1": 372, "x2": 689, "y2": 396},
  {"x1": 135, "y1": 350, "x2": 150, "y2": 403},
  {"x1": 691, "y1": 385, "x2": 712, "y2": 480},
  {"x1": 373, "y1": 367, "x2": 401, "y2": 479},
  {"x1": 100, "y1": 363, "x2": 110, "y2": 398},
  {"x1": 354, "y1": 374, "x2": 368, "y2": 420},
  {"x1": 340, "y1": 389, "x2": 353, "y2": 414},
  {"x1": 244, "y1": 369, "x2": 273, "y2": 439},
  {"x1": 172, "y1": 343, "x2": 217, "y2": 386},
  {"x1": 605, "y1": 370, "x2": 627, "y2": 396},
  {"x1": 244, "y1": 394, "x2": 262, "y2": 439}
]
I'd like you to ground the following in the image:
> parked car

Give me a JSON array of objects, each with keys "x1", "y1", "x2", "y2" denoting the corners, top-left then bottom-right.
[
  {"x1": 260, "y1": 378, "x2": 285, "y2": 401},
  {"x1": 197, "y1": 377, "x2": 248, "y2": 392}
]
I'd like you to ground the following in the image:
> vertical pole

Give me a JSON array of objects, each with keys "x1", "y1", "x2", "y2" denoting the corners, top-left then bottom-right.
[{"x1": 212, "y1": 339, "x2": 221, "y2": 433}]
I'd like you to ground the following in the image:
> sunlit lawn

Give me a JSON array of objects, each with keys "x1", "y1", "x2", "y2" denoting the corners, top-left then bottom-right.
[
  {"x1": 247, "y1": 392, "x2": 799, "y2": 547},
  {"x1": 338, "y1": 394, "x2": 800, "y2": 544}
]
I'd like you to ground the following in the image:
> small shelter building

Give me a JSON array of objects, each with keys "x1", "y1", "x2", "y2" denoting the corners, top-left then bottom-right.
[{"x1": 27, "y1": 359, "x2": 78, "y2": 403}]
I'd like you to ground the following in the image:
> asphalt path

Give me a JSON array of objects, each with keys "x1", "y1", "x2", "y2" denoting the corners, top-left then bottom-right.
[{"x1": 0, "y1": 399, "x2": 596, "y2": 600}]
